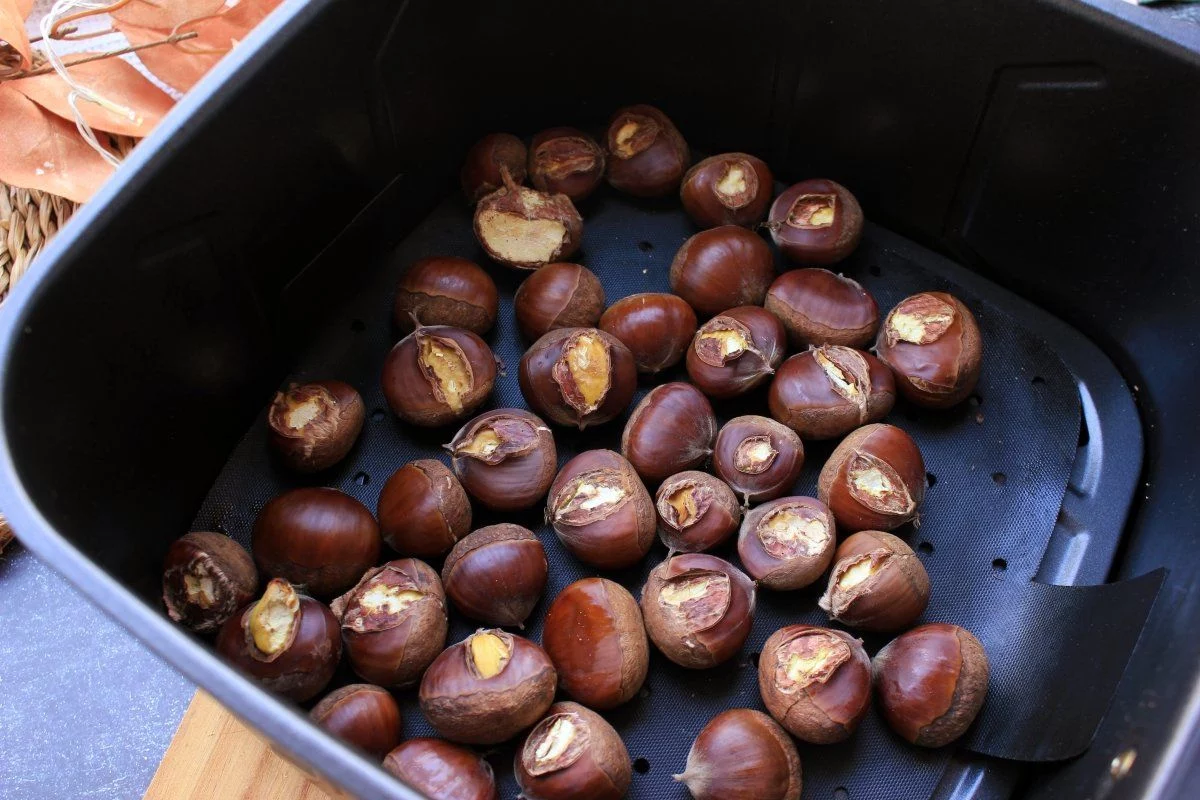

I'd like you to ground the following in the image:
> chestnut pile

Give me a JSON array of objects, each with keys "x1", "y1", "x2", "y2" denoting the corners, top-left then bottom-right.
[{"x1": 162, "y1": 105, "x2": 991, "y2": 800}]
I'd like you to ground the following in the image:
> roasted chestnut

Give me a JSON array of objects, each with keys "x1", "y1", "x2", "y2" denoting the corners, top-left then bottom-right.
[
  {"x1": 685, "y1": 306, "x2": 786, "y2": 399},
  {"x1": 874, "y1": 292, "x2": 983, "y2": 408},
  {"x1": 216, "y1": 578, "x2": 342, "y2": 702},
  {"x1": 818, "y1": 530, "x2": 929, "y2": 632},
  {"x1": 737, "y1": 496, "x2": 836, "y2": 590},
  {"x1": 331, "y1": 559, "x2": 448, "y2": 687},
  {"x1": 680, "y1": 153, "x2": 774, "y2": 229},
  {"x1": 546, "y1": 450, "x2": 656, "y2": 570},
  {"x1": 758, "y1": 625, "x2": 871, "y2": 743},
  {"x1": 873, "y1": 623, "x2": 990, "y2": 747},
  {"x1": 381, "y1": 322, "x2": 498, "y2": 427},
  {"x1": 817, "y1": 423, "x2": 925, "y2": 532},
  {"x1": 641, "y1": 554, "x2": 756, "y2": 669},
  {"x1": 383, "y1": 738, "x2": 498, "y2": 800},
  {"x1": 599, "y1": 292, "x2": 697, "y2": 374},
  {"x1": 519, "y1": 328, "x2": 638, "y2": 430},
  {"x1": 513, "y1": 262, "x2": 605, "y2": 342},
  {"x1": 605, "y1": 104, "x2": 689, "y2": 197},
  {"x1": 713, "y1": 415, "x2": 805, "y2": 506},
  {"x1": 442, "y1": 524, "x2": 548, "y2": 628},
  {"x1": 419, "y1": 629, "x2": 557, "y2": 744},
  {"x1": 267, "y1": 380, "x2": 364, "y2": 473},
  {"x1": 669, "y1": 226, "x2": 776, "y2": 317},
  {"x1": 542, "y1": 577, "x2": 649, "y2": 710},
  {"x1": 515, "y1": 702, "x2": 632, "y2": 800},
  {"x1": 377, "y1": 459, "x2": 471, "y2": 557},
  {"x1": 462, "y1": 132, "x2": 527, "y2": 204},
  {"x1": 674, "y1": 709, "x2": 803, "y2": 800},
  {"x1": 251, "y1": 487, "x2": 380, "y2": 599},
  {"x1": 767, "y1": 179, "x2": 864, "y2": 265},
  {"x1": 310, "y1": 684, "x2": 402, "y2": 758},
  {"x1": 162, "y1": 531, "x2": 258, "y2": 633},
  {"x1": 446, "y1": 409, "x2": 556, "y2": 511},
  {"x1": 764, "y1": 268, "x2": 878, "y2": 348},
  {"x1": 394, "y1": 256, "x2": 499, "y2": 335},
  {"x1": 620, "y1": 382, "x2": 717, "y2": 484},
  {"x1": 656, "y1": 471, "x2": 742, "y2": 554},
  {"x1": 528, "y1": 127, "x2": 606, "y2": 202},
  {"x1": 767, "y1": 345, "x2": 895, "y2": 440},
  {"x1": 473, "y1": 172, "x2": 583, "y2": 271}
]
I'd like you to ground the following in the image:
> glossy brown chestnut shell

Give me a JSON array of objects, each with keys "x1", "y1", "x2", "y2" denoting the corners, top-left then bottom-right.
[
  {"x1": 674, "y1": 708, "x2": 803, "y2": 800},
  {"x1": 513, "y1": 262, "x2": 605, "y2": 342},
  {"x1": 764, "y1": 268, "x2": 879, "y2": 348},
  {"x1": 873, "y1": 623, "x2": 990, "y2": 747},
  {"x1": 620, "y1": 382, "x2": 717, "y2": 484},
  {"x1": 519, "y1": 327, "x2": 638, "y2": 429},
  {"x1": 442, "y1": 524, "x2": 548, "y2": 628},
  {"x1": 874, "y1": 292, "x2": 983, "y2": 408},
  {"x1": 474, "y1": 171, "x2": 583, "y2": 271},
  {"x1": 383, "y1": 738, "x2": 498, "y2": 800},
  {"x1": 819, "y1": 530, "x2": 930, "y2": 632},
  {"x1": 817, "y1": 423, "x2": 925, "y2": 532},
  {"x1": 655, "y1": 471, "x2": 742, "y2": 554},
  {"x1": 462, "y1": 132, "x2": 527, "y2": 204},
  {"x1": 162, "y1": 531, "x2": 258, "y2": 633},
  {"x1": 737, "y1": 496, "x2": 836, "y2": 590},
  {"x1": 310, "y1": 684, "x2": 403, "y2": 758},
  {"x1": 605, "y1": 104, "x2": 689, "y2": 197},
  {"x1": 381, "y1": 323, "x2": 498, "y2": 427},
  {"x1": 394, "y1": 256, "x2": 499, "y2": 335},
  {"x1": 598, "y1": 292, "x2": 697, "y2": 374},
  {"x1": 267, "y1": 380, "x2": 364, "y2": 473},
  {"x1": 528, "y1": 127, "x2": 607, "y2": 202},
  {"x1": 680, "y1": 153, "x2": 774, "y2": 229},
  {"x1": 768, "y1": 179, "x2": 864, "y2": 265},
  {"x1": 377, "y1": 459, "x2": 471, "y2": 557},
  {"x1": 447, "y1": 409, "x2": 557, "y2": 511},
  {"x1": 768, "y1": 345, "x2": 896, "y2": 440},
  {"x1": 686, "y1": 306, "x2": 787, "y2": 399},
  {"x1": 669, "y1": 226, "x2": 776, "y2": 317},
  {"x1": 758, "y1": 624, "x2": 871, "y2": 743},
  {"x1": 713, "y1": 416, "x2": 806, "y2": 506},
  {"x1": 515, "y1": 701, "x2": 632, "y2": 800}
]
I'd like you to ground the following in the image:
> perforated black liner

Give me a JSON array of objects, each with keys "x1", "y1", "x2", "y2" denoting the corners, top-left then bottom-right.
[{"x1": 192, "y1": 190, "x2": 1156, "y2": 799}]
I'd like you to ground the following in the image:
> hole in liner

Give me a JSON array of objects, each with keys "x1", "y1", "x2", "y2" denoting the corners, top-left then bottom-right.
[
  {"x1": 353, "y1": 472, "x2": 370, "y2": 486},
  {"x1": 992, "y1": 472, "x2": 1007, "y2": 486},
  {"x1": 834, "y1": 789, "x2": 851, "y2": 800},
  {"x1": 638, "y1": 241, "x2": 654, "y2": 253},
  {"x1": 1031, "y1": 375, "x2": 1045, "y2": 385},
  {"x1": 633, "y1": 758, "x2": 650, "y2": 774},
  {"x1": 993, "y1": 558, "x2": 1007, "y2": 571},
  {"x1": 371, "y1": 409, "x2": 386, "y2": 422},
  {"x1": 918, "y1": 541, "x2": 934, "y2": 554},
  {"x1": 1078, "y1": 417, "x2": 1090, "y2": 448},
  {"x1": 926, "y1": 472, "x2": 937, "y2": 488},
  {"x1": 868, "y1": 265, "x2": 881, "y2": 276}
]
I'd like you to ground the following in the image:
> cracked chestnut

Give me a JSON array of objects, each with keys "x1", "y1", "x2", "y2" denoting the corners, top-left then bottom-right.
[
  {"x1": 462, "y1": 132, "x2": 527, "y2": 204},
  {"x1": 674, "y1": 709, "x2": 803, "y2": 800},
  {"x1": 381, "y1": 322, "x2": 497, "y2": 427},
  {"x1": 738, "y1": 496, "x2": 836, "y2": 590},
  {"x1": 817, "y1": 423, "x2": 925, "y2": 532},
  {"x1": 713, "y1": 416, "x2": 805, "y2": 506},
  {"x1": 655, "y1": 471, "x2": 742, "y2": 554},
  {"x1": 310, "y1": 684, "x2": 402, "y2": 759},
  {"x1": 669, "y1": 226, "x2": 776, "y2": 317},
  {"x1": 875, "y1": 292, "x2": 983, "y2": 408},
  {"x1": 768, "y1": 179, "x2": 863, "y2": 265},
  {"x1": 394, "y1": 256, "x2": 499, "y2": 335},
  {"x1": 442, "y1": 525, "x2": 548, "y2": 628},
  {"x1": 819, "y1": 530, "x2": 930, "y2": 632},
  {"x1": 764, "y1": 268, "x2": 878, "y2": 348},
  {"x1": 377, "y1": 459, "x2": 471, "y2": 557},
  {"x1": 546, "y1": 450, "x2": 656, "y2": 569},
  {"x1": 686, "y1": 306, "x2": 786, "y2": 399},
  {"x1": 162, "y1": 531, "x2": 257, "y2": 633},
  {"x1": 519, "y1": 328, "x2": 638, "y2": 429},
  {"x1": 513, "y1": 262, "x2": 605, "y2": 342},
  {"x1": 267, "y1": 380, "x2": 364, "y2": 473},
  {"x1": 680, "y1": 153, "x2": 774, "y2": 229},
  {"x1": 599, "y1": 292, "x2": 697, "y2": 374},
  {"x1": 447, "y1": 409, "x2": 557, "y2": 511},
  {"x1": 605, "y1": 104, "x2": 689, "y2": 197},
  {"x1": 474, "y1": 171, "x2": 583, "y2": 270},
  {"x1": 515, "y1": 702, "x2": 632, "y2": 800},
  {"x1": 621, "y1": 382, "x2": 717, "y2": 484},
  {"x1": 528, "y1": 127, "x2": 606, "y2": 202},
  {"x1": 768, "y1": 345, "x2": 895, "y2": 440},
  {"x1": 383, "y1": 739, "x2": 498, "y2": 800},
  {"x1": 641, "y1": 554, "x2": 756, "y2": 669}
]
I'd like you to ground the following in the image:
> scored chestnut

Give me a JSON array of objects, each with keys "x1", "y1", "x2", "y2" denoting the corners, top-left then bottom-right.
[
  {"x1": 513, "y1": 262, "x2": 605, "y2": 342},
  {"x1": 515, "y1": 702, "x2": 632, "y2": 800},
  {"x1": 764, "y1": 268, "x2": 878, "y2": 349},
  {"x1": 542, "y1": 578, "x2": 649, "y2": 710},
  {"x1": 819, "y1": 530, "x2": 930, "y2": 632},
  {"x1": 680, "y1": 153, "x2": 774, "y2": 229},
  {"x1": 599, "y1": 292, "x2": 697, "y2": 374},
  {"x1": 875, "y1": 291, "x2": 983, "y2": 408},
  {"x1": 768, "y1": 345, "x2": 895, "y2": 440},
  {"x1": 394, "y1": 256, "x2": 499, "y2": 335},
  {"x1": 656, "y1": 471, "x2": 742, "y2": 554},
  {"x1": 873, "y1": 623, "x2": 990, "y2": 747},
  {"x1": 519, "y1": 327, "x2": 638, "y2": 429},
  {"x1": 419, "y1": 629, "x2": 557, "y2": 745},
  {"x1": 738, "y1": 496, "x2": 836, "y2": 590},
  {"x1": 383, "y1": 738, "x2": 498, "y2": 800},
  {"x1": 621, "y1": 382, "x2": 717, "y2": 484},
  {"x1": 546, "y1": 450, "x2": 656, "y2": 570},
  {"x1": 605, "y1": 104, "x2": 689, "y2": 197},
  {"x1": 381, "y1": 322, "x2": 498, "y2": 427},
  {"x1": 442, "y1": 525, "x2": 548, "y2": 628},
  {"x1": 310, "y1": 684, "x2": 402, "y2": 759},
  {"x1": 768, "y1": 179, "x2": 864, "y2": 265},
  {"x1": 713, "y1": 416, "x2": 805, "y2": 506},
  {"x1": 674, "y1": 709, "x2": 803, "y2": 800},
  {"x1": 215, "y1": 578, "x2": 342, "y2": 702},
  {"x1": 686, "y1": 306, "x2": 786, "y2": 399},
  {"x1": 641, "y1": 554, "x2": 756, "y2": 669},
  {"x1": 528, "y1": 127, "x2": 606, "y2": 202},
  {"x1": 162, "y1": 531, "x2": 257, "y2": 633},
  {"x1": 447, "y1": 409, "x2": 556, "y2": 511},
  {"x1": 817, "y1": 423, "x2": 925, "y2": 532},
  {"x1": 474, "y1": 171, "x2": 583, "y2": 271},
  {"x1": 670, "y1": 226, "x2": 776, "y2": 317},
  {"x1": 758, "y1": 625, "x2": 871, "y2": 744},
  {"x1": 267, "y1": 380, "x2": 364, "y2": 473},
  {"x1": 462, "y1": 132, "x2": 527, "y2": 204},
  {"x1": 377, "y1": 459, "x2": 471, "y2": 557}
]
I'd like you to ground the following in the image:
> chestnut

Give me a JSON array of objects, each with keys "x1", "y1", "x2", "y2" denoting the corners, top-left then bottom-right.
[
  {"x1": 518, "y1": 328, "x2": 638, "y2": 430},
  {"x1": 674, "y1": 708, "x2": 803, "y2": 800},
  {"x1": 737, "y1": 496, "x2": 836, "y2": 590},
  {"x1": 713, "y1": 416, "x2": 805, "y2": 505},
  {"x1": 758, "y1": 625, "x2": 871, "y2": 743},
  {"x1": 381, "y1": 322, "x2": 498, "y2": 427},
  {"x1": 767, "y1": 179, "x2": 864, "y2": 265},
  {"x1": 383, "y1": 738, "x2": 498, "y2": 800},
  {"x1": 680, "y1": 153, "x2": 774, "y2": 229},
  {"x1": 462, "y1": 132, "x2": 527, "y2": 204},
  {"x1": 620, "y1": 382, "x2": 717, "y2": 484},
  {"x1": 331, "y1": 559, "x2": 447, "y2": 687},
  {"x1": 542, "y1": 578, "x2": 649, "y2": 710},
  {"x1": 446, "y1": 409, "x2": 557, "y2": 511},
  {"x1": 442, "y1": 524, "x2": 548, "y2": 628},
  {"x1": 419, "y1": 629, "x2": 557, "y2": 744},
  {"x1": 686, "y1": 306, "x2": 787, "y2": 399},
  {"x1": 767, "y1": 345, "x2": 895, "y2": 440},
  {"x1": 656, "y1": 471, "x2": 742, "y2": 554},
  {"x1": 473, "y1": 171, "x2": 583, "y2": 271},
  {"x1": 513, "y1": 262, "x2": 605, "y2": 342},
  {"x1": 310, "y1": 684, "x2": 402, "y2": 758},
  {"x1": 162, "y1": 531, "x2": 257, "y2": 633},
  {"x1": 515, "y1": 702, "x2": 632, "y2": 800},
  {"x1": 874, "y1": 291, "x2": 983, "y2": 408},
  {"x1": 394, "y1": 256, "x2": 499, "y2": 335},
  {"x1": 599, "y1": 292, "x2": 697, "y2": 374},
  {"x1": 546, "y1": 450, "x2": 656, "y2": 570},
  {"x1": 267, "y1": 380, "x2": 364, "y2": 473},
  {"x1": 528, "y1": 127, "x2": 606, "y2": 202},
  {"x1": 215, "y1": 578, "x2": 342, "y2": 702},
  {"x1": 669, "y1": 226, "x2": 776, "y2": 317},
  {"x1": 377, "y1": 459, "x2": 471, "y2": 557},
  {"x1": 818, "y1": 530, "x2": 930, "y2": 632},
  {"x1": 764, "y1": 268, "x2": 879, "y2": 348},
  {"x1": 251, "y1": 487, "x2": 381, "y2": 599},
  {"x1": 604, "y1": 104, "x2": 689, "y2": 197},
  {"x1": 640, "y1": 554, "x2": 756, "y2": 669},
  {"x1": 873, "y1": 623, "x2": 990, "y2": 747},
  {"x1": 817, "y1": 423, "x2": 925, "y2": 532}
]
